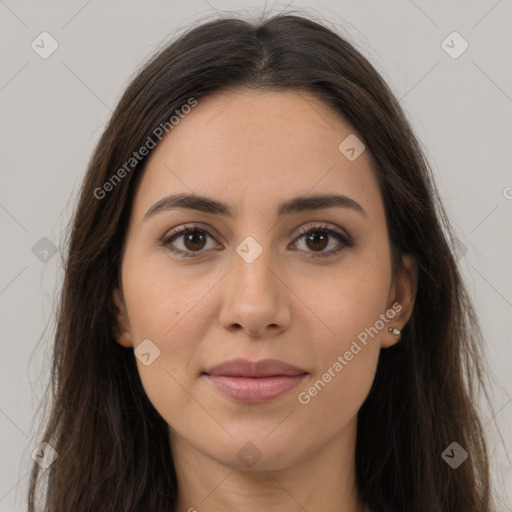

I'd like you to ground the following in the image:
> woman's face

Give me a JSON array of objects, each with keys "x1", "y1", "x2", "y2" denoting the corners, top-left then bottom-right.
[{"x1": 113, "y1": 88, "x2": 416, "y2": 471}]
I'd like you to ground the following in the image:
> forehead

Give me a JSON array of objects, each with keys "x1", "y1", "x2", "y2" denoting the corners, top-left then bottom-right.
[{"x1": 132, "y1": 89, "x2": 382, "y2": 220}]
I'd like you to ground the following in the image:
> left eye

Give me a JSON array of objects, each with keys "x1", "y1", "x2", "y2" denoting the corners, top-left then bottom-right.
[
  {"x1": 291, "y1": 225, "x2": 353, "y2": 258},
  {"x1": 161, "y1": 223, "x2": 352, "y2": 259}
]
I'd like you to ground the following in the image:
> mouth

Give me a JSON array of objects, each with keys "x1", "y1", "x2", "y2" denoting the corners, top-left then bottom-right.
[{"x1": 202, "y1": 358, "x2": 308, "y2": 404}]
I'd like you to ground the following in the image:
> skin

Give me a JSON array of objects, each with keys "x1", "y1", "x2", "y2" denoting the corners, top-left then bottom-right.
[{"x1": 112, "y1": 88, "x2": 417, "y2": 512}]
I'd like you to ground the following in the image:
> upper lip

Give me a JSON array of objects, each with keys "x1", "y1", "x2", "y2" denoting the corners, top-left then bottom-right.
[{"x1": 203, "y1": 358, "x2": 308, "y2": 377}]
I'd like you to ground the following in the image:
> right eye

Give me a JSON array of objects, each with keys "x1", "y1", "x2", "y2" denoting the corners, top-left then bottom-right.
[{"x1": 160, "y1": 224, "x2": 220, "y2": 258}]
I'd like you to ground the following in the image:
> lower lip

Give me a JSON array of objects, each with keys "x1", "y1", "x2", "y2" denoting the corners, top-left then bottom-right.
[{"x1": 205, "y1": 374, "x2": 307, "y2": 403}]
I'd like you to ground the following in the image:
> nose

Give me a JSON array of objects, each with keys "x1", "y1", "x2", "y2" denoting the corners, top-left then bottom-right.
[{"x1": 218, "y1": 244, "x2": 292, "y2": 338}]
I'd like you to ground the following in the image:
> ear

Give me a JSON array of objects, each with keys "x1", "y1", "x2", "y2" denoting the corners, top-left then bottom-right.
[
  {"x1": 111, "y1": 287, "x2": 133, "y2": 348},
  {"x1": 382, "y1": 253, "x2": 418, "y2": 348}
]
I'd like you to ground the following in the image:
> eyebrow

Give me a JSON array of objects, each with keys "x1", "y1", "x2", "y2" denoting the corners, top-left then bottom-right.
[{"x1": 144, "y1": 192, "x2": 367, "y2": 220}]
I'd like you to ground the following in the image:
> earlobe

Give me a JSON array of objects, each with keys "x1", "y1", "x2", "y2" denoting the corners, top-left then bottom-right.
[{"x1": 111, "y1": 288, "x2": 133, "y2": 348}]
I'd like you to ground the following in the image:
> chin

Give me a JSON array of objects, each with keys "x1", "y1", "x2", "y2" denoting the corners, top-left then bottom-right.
[{"x1": 200, "y1": 431, "x2": 311, "y2": 472}]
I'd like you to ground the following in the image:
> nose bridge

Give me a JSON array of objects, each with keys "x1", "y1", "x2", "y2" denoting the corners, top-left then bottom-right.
[{"x1": 231, "y1": 234, "x2": 281, "y2": 304}]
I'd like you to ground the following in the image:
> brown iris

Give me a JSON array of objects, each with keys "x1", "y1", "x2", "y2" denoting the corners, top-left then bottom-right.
[
  {"x1": 304, "y1": 231, "x2": 329, "y2": 252},
  {"x1": 183, "y1": 230, "x2": 207, "y2": 251}
]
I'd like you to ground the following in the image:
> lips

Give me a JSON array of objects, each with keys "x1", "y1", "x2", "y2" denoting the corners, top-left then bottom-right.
[{"x1": 203, "y1": 358, "x2": 308, "y2": 403}]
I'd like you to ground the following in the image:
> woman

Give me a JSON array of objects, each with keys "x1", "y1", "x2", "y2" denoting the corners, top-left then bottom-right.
[{"x1": 28, "y1": 12, "x2": 497, "y2": 512}]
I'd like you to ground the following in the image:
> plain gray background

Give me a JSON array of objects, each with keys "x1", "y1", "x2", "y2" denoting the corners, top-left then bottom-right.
[{"x1": 1, "y1": 0, "x2": 511, "y2": 510}]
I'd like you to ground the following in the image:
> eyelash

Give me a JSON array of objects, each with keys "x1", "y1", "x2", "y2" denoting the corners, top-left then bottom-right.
[{"x1": 160, "y1": 223, "x2": 353, "y2": 259}]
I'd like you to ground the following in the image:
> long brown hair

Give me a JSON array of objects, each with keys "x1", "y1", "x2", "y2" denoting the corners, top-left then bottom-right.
[{"x1": 28, "y1": 11, "x2": 497, "y2": 511}]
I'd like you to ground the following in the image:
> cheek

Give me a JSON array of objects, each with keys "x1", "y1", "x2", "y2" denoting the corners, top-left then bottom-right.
[
  {"x1": 295, "y1": 255, "x2": 390, "y2": 412},
  {"x1": 121, "y1": 257, "x2": 217, "y2": 415},
  {"x1": 294, "y1": 289, "x2": 385, "y2": 428},
  {"x1": 291, "y1": 357, "x2": 377, "y2": 459},
  {"x1": 304, "y1": 252, "x2": 391, "y2": 350},
  {"x1": 122, "y1": 251, "x2": 211, "y2": 344}
]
